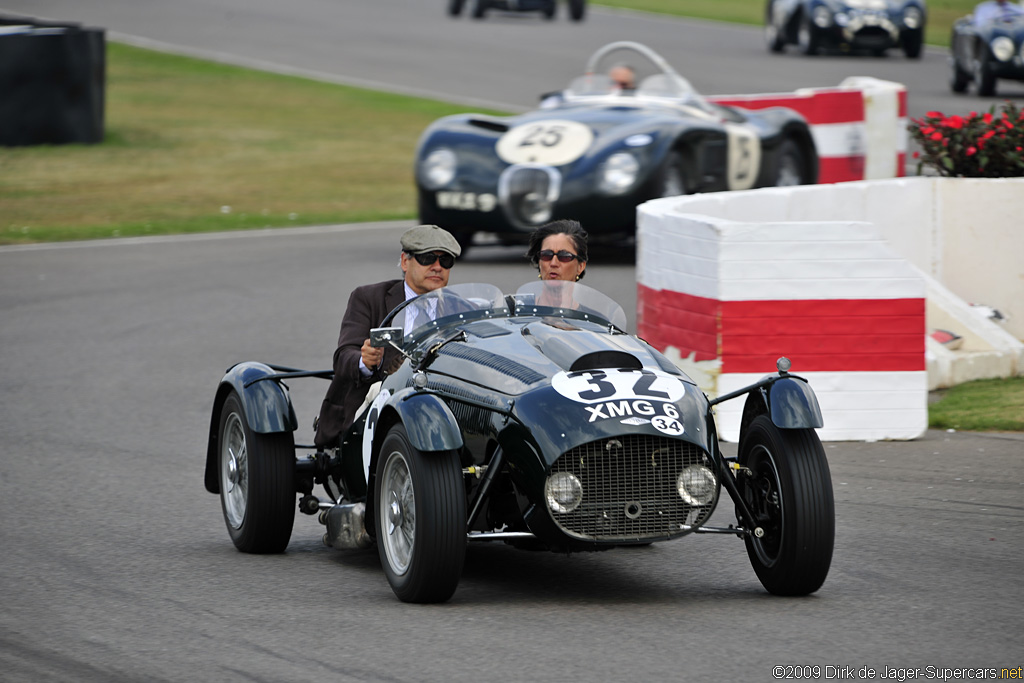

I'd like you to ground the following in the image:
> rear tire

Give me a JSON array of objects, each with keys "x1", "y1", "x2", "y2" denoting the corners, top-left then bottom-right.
[
  {"x1": 542, "y1": 0, "x2": 556, "y2": 20},
  {"x1": 472, "y1": 0, "x2": 487, "y2": 19},
  {"x1": 448, "y1": 0, "x2": 465, "y2": 16},
  {"x1": 375, "y1": 424, "x2": 466, "y2": 603},
  {"x1": 737, "y1": 416, "x2": 834, "y2": 596},
  {"x1": 568, "y1": 0, "x2": 586, "y2": 21},
  {"x1": 218, "y1": 392, "x2": 295, "y2": 553}
]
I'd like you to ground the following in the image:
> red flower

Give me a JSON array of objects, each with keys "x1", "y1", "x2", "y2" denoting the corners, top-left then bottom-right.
[
  {"x1": 983, "y1": 130, "x2": 996, "y2": 139},
  {"x1": 966, "y1": 146, "x2": 977, "y2": 156},
  {"x1": 927, "y1": 111, "x2": 943, "y2": 118},
  {"x1": 946, "y1": 115, "x2": 965, "y2": 129},
  {"x1": 921, "y1": 126, "x2": 935, "y2": 135},
  {"x1": 931, "y1": 132, "x2": 943, "y2": 141},
  {"x1": 983, "y1": 113, "x2": 994, "y2": 124}
]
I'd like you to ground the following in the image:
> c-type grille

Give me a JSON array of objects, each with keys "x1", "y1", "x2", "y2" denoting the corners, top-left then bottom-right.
[{"x1": 548, "y1": 435, "x2": 717, "y2": 541}]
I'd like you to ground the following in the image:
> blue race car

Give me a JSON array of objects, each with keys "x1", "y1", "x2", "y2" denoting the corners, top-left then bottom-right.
[
  {"x1": 765, "y1": 0, "x2": 927, "y2": 58},
  {"x1": 950, "y1": 1, "x2": 1024, "y2": 95},
  {"x1": 414, "y1": 41, "x2": 817, "y2": 251},
  {"x1": 448, "y1": 0, "x2": 586, "y2": 21}
]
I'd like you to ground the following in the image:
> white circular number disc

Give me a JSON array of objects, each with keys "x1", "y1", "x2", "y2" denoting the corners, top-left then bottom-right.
[
  {"x1": 496, "y1": 119, "x2": 594, "y2": 166},
  {"x1": 551, "y1": 368, "x2": 687, "y2": 404}
]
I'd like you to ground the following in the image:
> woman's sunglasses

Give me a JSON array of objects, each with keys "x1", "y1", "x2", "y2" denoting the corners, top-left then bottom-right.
[
  {"x1": 409, "y1": 251, "x2": 455, "y2": 269},
  {"x1": 537, "y1": 249, "x2": 580, "y2": 263}
]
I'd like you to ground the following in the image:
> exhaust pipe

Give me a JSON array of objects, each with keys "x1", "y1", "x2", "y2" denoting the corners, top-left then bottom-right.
[{"x1": 321, "y1": 502, "x2": 373, "y2": 550}]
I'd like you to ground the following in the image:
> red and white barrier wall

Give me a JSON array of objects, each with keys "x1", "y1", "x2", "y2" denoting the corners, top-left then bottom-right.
[
  {"x1": 636, "y1": 201, "x2": 927, "y2": 442},
  {"x1": 709, "y1": 76, "x2": 907, "y2": 183}
]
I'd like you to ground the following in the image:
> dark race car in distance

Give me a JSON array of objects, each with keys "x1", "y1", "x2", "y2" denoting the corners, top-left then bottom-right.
[
  {"x1": 950, "y1": 1, "x2": 1024, "y2": 96},
  {"x1": 765, "y1": 0, "x2": 927, "y2": 58},
  {"x1": 449, "y1": 0, "x2": 586, "y2": 21},
  {"x1": 414, "y1": 41, "x2": 818, "y2": 251}
]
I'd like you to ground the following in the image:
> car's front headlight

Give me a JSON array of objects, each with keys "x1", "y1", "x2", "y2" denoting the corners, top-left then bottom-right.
[
  {"x1": 420, "y1": 148, "x2": 456, "y2": 190},
  {"x1": 546, "y1": 472, "x2": 583, "y2": 514},
  {"x1": 902, "y1": 6, "x2": 923, "y2": 30},
  {"x1": 992, "y1": 36, "x2": 1015, "y2": 62},
  {"x1": 676, "y1": 465, "x2": 717, "y2": 506},
  {"x1": 597, "y1": 152, "x2": 640, "y2": 195},
  {"x1": 812, "y1": 5, "x2": 833, "y2": 28}
]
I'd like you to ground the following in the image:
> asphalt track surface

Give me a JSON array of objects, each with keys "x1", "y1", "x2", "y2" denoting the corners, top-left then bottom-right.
[{"x1": 1, "y1": 1, "x2": 1023, "y2": 681}]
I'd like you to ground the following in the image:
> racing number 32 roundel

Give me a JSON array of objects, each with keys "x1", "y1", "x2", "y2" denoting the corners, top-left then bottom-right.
[{"x1": 551, "y1": 368, "x2": 687, "y2": 436}]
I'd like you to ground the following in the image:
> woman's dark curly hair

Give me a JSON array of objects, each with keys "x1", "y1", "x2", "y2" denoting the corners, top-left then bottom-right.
[{"x1": 524, "y1": 219, "x2": 589, "y2": 280}]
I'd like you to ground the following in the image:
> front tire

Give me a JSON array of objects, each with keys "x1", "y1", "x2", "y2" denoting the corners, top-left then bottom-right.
[
  {"x1": 797, "y1": 14, "x2": 820, "y2": 56},
  {"x1": 737, "y1": 415, "x2": 834, "y2": 596},
  {"x1": 218, "y1": 392, "x2": 295, "y2": 553},
  {"x1": 542, "y1": 0, "x2": 556, "y2": 20},
  {"x1": 975, "y1": 53, "x2": 997, "y2": 97},
  {"x1": 775, "y1": 138, "x2": 808, "y2": 186},
  {"x1": 448, "y1": 0, "x2": 465, "y2": 16},
  {"x1": 655, "y1": 151, "x2": 688, "y2": 197},
  {"x1": 903, "y1": 30, "x2": 923, "y2": 59},
  {"x1": 950, "y1": 57, "x2": 970, "y2": 94},
  {"x1": 472, "y1": 0, "x2": 487, "y2": 19},
  {"x1": 568, "y1": 0, "x2": 586, "y2": 21},
  {"x1": 375, "y1": 424, "x2": 466, "y2": 603},
  {"x1": 765, "y1": 1, "x2": 785, "y2": 53}
]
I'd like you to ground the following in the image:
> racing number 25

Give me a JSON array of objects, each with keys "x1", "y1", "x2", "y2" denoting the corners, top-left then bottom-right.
[{"x1": 518, "y1": 123, "x2": 566, "y2": 149}]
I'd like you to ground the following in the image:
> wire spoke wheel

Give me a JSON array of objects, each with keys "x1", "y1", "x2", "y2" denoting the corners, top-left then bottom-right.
[
  {"x1": 217, "y1": 392, "x2": 295, "y2": 553},
  {"x1": 375, "y1": 423, "x2": 465, "y2": 603}
]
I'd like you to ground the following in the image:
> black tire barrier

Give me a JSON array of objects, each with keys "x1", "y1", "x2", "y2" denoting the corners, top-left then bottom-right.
[{"x1": 0, "y1": 14, "x2": 105, "y2": 146}]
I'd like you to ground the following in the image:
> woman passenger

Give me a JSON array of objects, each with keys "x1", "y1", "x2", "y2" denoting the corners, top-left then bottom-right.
[{"x1": 525, "y1": 219, "x2": 589, "y2": 282}]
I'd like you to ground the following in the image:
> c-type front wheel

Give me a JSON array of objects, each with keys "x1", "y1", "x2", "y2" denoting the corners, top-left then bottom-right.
[{"x1": 738, "y1": 415, "x2": 834, "y2": 595}]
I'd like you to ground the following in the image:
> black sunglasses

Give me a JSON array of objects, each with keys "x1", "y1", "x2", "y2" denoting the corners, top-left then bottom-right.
[
  {"x1": 537, "y1": 249, "x2": 580, "y2": 263},
  {"x1": 409, "y1": 251, "x2": 455, "y2": 269}
]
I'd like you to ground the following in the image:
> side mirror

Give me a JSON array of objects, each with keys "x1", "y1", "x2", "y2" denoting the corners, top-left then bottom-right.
[{"x1": 370, "y1": 327, "x2": 404, "y2": 348}]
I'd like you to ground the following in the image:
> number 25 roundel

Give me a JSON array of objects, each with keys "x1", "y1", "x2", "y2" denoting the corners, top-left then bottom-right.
[{"x1": 551, "y1": 368, "x2": 687, "y2": 404}]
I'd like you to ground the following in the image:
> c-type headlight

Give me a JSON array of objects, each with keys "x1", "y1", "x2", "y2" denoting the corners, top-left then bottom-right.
[
  {"x1": 902, "y1": 6, "x2": 922, "y2": 30},
  {"x1": 812, "y1": 5, "x2": 833, "y2": 28},
  {"x1": 598, "y1": 152, "x2": 640, "y2": 195},
  {"x1": 992, "y1": 36, "x2": 1015, "y2": 62},
  {"x1": 420, "y1": 148, "x2": 456, "y2": 190}
]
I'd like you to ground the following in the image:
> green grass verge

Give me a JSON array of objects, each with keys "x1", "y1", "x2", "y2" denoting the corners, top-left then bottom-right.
[
  {"x1": 0, "y1": 42, "x2": 506, "y2": 245},
  {"x1": 593, "y1": 0, "x2": 983, "y2": 47},
  {"x1": 929, "y1": 377, "x2": 1024, "y2": 432}
]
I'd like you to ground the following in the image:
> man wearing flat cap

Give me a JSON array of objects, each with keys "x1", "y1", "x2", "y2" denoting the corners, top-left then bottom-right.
[{"x1": 313, "y1": 225, "x2": 462, "y2": 448}]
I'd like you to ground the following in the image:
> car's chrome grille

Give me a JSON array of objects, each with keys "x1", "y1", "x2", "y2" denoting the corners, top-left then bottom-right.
[
  {"x1": 548, "y1": 435, "x2": 717, "y2": 541},
  {"x1": 498, "y1": 165, "x2": 561, "y2": 228}
]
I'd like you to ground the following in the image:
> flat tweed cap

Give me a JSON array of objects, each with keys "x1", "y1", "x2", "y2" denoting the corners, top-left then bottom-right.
[{"x1": 400, "y1": 224, "x2": 462, "y2": 258}]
